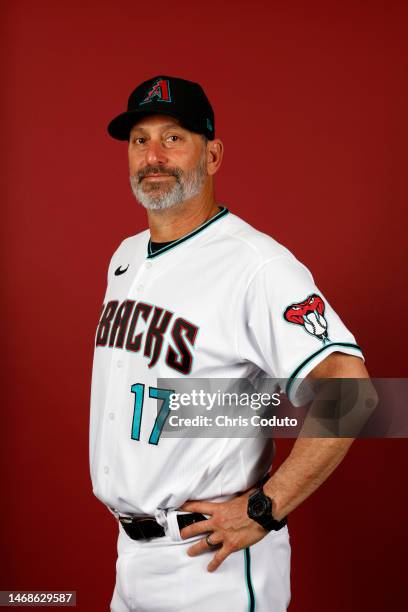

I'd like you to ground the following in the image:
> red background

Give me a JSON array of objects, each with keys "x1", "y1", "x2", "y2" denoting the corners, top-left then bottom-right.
[{"x1": 2, "y1": 1, "x2": 407, "y2": 610}]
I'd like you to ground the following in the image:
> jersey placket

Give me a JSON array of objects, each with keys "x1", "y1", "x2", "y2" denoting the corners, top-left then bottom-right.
[{"x1": 98, "y1": 256, "x2": 158, "y2": 501}]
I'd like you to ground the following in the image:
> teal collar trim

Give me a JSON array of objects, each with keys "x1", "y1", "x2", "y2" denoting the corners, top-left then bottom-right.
[{"x1": 146, "y1": 206, "x2": 229, "y2": 259}]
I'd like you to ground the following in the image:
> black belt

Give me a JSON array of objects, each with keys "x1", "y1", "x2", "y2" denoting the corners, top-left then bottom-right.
[{"x1": 119, "y1": 512, "x2": 207, "y2": 541}]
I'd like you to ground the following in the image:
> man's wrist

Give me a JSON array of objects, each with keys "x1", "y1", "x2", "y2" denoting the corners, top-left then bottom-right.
[{"x1": 262, "y1": 480, "x2": 286, "y2": 522}]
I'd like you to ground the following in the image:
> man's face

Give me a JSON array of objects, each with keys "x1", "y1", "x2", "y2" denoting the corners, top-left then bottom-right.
[{"x1": 128, "y1": 114, "x2": 208, "y2": 211}]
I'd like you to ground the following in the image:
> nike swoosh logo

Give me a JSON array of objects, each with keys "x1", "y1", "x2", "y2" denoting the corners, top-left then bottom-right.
[{"x1": 114, "y1": 265, "x2": 129, "y2": 276}]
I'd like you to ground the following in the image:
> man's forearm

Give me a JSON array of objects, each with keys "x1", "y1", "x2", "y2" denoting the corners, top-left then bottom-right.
[
  {"x1": 263, "y1": 437, "x2": 354, "y2": 521},
  {"x1": 263, "y1": 354, "x2": 376, "y2": 521}
]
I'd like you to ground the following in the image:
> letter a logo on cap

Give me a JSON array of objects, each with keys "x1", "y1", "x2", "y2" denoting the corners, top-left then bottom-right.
[{"x1": 140, "y1": 78, "x2": 172, "y2": 105}]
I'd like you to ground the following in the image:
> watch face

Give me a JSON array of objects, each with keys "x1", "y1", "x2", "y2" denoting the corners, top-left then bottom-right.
[{"x1": 251, "y1": 496, "x2": 268, "y2": 518}]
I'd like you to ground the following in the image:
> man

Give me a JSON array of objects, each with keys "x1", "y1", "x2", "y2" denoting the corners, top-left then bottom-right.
[{"x1": 89, "y1": 75, "x2": 369, "y2": 611}]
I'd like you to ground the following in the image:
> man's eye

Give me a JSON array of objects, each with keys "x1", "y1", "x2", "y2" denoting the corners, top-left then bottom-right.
[
  {"x1": 130, "y1": 137, "x2": 145, "y2": 145},
  {"x1": 167, "y1": 135, "x2": 181, "y2": 142}
]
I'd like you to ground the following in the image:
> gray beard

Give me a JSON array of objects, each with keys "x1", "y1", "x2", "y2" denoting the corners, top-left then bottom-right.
[{"x1": 129, "y1": 150, "x2": 207, "y2": 211}]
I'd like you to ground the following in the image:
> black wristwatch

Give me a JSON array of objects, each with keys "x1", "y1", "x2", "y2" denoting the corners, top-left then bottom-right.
[{"x1": 247, "y1": 487, "x2": 287, "y2": 531}]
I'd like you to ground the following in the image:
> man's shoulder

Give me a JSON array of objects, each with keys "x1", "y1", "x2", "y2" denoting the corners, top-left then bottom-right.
[
  {"x1": 111, "y1": 227, "x2": 150, "y2": 257},
  {"x1": 220, "y1": 209, "x2": 298, "y2": 267}
]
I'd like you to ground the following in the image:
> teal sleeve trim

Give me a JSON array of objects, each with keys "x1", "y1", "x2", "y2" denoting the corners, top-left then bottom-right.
[
  {"x1": 286, "y1": 342, "x2": 363, "y2": 398},
  {"x1": 244, "y1": 547, "x2": 255, "y2": 612}
]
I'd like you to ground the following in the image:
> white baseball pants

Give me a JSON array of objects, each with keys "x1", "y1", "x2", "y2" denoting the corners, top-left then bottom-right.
[{"x1": 110, "y1": 510, "x2": 291, "y2": 612}]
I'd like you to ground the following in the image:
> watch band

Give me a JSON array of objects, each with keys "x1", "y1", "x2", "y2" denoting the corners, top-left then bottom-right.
[{"x1": 259, "y1": 513, "x2": 287, "y2": 531}]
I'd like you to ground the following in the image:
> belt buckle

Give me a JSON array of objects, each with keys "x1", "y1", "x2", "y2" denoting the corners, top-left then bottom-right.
[
  {"x1": 118, "y1": 516, "x2": 164, "y2": 540},
  {"x1": 118, "y1": 516, "x2": 134, "y2": 525}
]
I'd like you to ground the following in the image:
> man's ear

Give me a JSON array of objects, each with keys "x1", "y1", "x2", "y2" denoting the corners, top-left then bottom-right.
[{"x1": 206, "y1": 139, "x2": 224, "y2": 176}]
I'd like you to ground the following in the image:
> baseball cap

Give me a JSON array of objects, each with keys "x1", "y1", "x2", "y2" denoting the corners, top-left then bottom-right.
[{"x1": 107, "y1": 75, "x2": 215, "y2": 141}]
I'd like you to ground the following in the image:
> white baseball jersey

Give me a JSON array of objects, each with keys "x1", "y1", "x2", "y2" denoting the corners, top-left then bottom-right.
[{"x1": 89, "y1": 207, "x2": 364, "y2": 517}]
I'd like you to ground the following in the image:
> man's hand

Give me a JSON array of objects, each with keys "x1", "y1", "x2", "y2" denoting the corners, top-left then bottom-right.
[{"x1": 179, "y1": 492, "x2": 268, "y2": 572}]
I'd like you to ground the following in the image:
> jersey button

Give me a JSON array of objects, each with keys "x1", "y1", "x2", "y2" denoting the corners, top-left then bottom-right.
[
  {"x1": 104, "y1": 466, "x2": 109, "y2": 474},
  {"x1": 136, "y1": 284, "x2": 144, "y2": 292},
  {"x1": 117, "y1": 360, "x2": 123, "y2": 368},
  {"x1": 108, "y1": 412, "x2": 115, "y2": 420},
  {"x1": 145, "y1": 261, "x2": 152, "y2": 269}
]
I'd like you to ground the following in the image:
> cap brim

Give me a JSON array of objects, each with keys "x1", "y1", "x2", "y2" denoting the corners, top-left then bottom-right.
[{"x1": 107, "y1": 108, "x2": 200, "y2": 141}]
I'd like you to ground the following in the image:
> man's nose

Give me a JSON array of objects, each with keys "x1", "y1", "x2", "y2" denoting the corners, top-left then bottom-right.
[{"x1": 145, "y1": 140, "x2": 168, "y2": 165}]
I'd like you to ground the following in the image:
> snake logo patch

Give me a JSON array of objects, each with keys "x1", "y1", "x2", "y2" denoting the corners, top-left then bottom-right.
[{"x1": 284, "y1": 294, "x2": 330, "y2": 344}]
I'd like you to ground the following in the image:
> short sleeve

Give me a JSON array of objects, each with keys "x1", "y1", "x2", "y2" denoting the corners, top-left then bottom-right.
[{"x1": 236, "y1": 256, "x2": 364, "y2": 406}]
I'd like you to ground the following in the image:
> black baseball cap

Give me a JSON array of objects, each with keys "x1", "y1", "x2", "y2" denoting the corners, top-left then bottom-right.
[{"x1": 107, "y1": 75, "x2": 215, "y2": 141}]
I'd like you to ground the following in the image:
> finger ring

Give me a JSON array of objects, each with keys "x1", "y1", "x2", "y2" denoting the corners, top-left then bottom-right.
[{"x1": 205, "y1": 533, "x2": 219, "y2": 549}]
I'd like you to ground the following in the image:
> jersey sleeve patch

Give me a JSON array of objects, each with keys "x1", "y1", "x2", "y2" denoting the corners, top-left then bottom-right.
[{"x1": 283, "y1": 293, "x2": 329, "y2": 345}]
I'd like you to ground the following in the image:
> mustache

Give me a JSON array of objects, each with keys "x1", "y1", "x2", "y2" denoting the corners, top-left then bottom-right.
[{"x1": 136, "y1": 166, "x2": 183, "y2": 182}]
